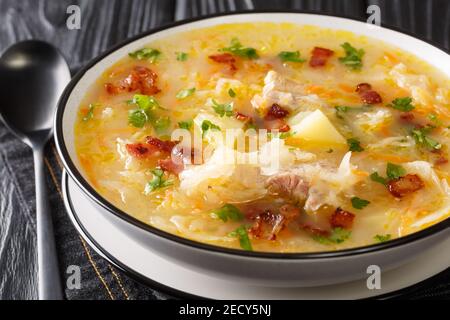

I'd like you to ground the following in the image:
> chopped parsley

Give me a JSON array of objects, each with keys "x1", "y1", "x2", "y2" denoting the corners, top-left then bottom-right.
[
  {"x1": 347, "y1": 138, "x2": 364, "y2": 152},
  {"x1": 144, "y1": 169, "x2": 173, "y2": 194},
  {"x1": 211, "y1": 99, "x2": 234, "y2": 117},
  {"x1": 201, "y1": 120, "x2": 221, "y2": 137},
  {"x1": 374, "y1": 234, "x2": 392, "y2": 243},
  {"x1": 176, "y1": 87, "x2": 196, "y2": 100},
  {"x1": 370, "y1": 172, "x2": 388, "y2": 186},
  {"x1": 220, "y1": 38, "x2": 259, "y2": 60},
  {"x1": 278, "y1": 51, "x2": 306, "y2": 63},
  {"x1": 389, "y1": 97, "x2": 414, "y2": 112},
  {"x1": 339, "y1": 42, "x2": 365, "y2": 70},
  {"x1": 128, "y1": 109, "x2": 149, "y2": 128},
  {"x1": 210, "y1": 204, "x2": 244, "y2": 222},
  {"x1": 313, "y1": 228, "x2": 351, "y2": 245},
  {"x1": 386, "y1": 163, "x2": 406, "y2": 180},
  {"x1": 228, "y1": 88, "x2": 236, "y2": 98},
  {"x1": 83, "y1": 103, "x2": 97, "y2": 122},
  {"x1": 335, "y1": 106, "x2": 351, "y2": 119},
  {"x1": 351, "y1": 197, "x2": 370, "y2": 210},
  {"x1": 131, "y1": 94, "x2": 160, "y2": 110},
  {"x1": 176, "y1": 52, "x2": 188, "y2": 61},
  {"x1": 178, "y1": 120, "x2": 193, "y2": 130},
  {"x1": 412, "y1": 126, "x2": 442, "y2": 150},
  {"x1": 229, "y1": 225, "x2": 253, "y2": 251},
  {"x1": 129, "y1": 48, "x2": 161, "y2": 63}
]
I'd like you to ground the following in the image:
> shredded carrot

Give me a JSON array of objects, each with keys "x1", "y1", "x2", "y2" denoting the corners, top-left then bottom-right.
[
  {"x1": 383, "y1": 52, "x2": 399, "y2": 65},
  {"x1": 338, "y1": 83, "x2": 354, "y2": 93},
  {"x1": 369, "y1": 152, "x2": 412, "y2": 163}
]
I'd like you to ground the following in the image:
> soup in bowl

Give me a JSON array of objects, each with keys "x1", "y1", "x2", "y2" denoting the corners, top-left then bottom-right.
[{"x1": 56, "y1": 13, "x2": 450, "y2": 286}]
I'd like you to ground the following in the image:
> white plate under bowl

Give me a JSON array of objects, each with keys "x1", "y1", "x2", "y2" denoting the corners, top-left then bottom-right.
[{"x1": 62, "y1": 171, "x2": 450, "y2": 299}]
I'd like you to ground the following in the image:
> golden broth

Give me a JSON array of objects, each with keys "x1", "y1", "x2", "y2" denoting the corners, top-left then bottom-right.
[{"x1": 75, "y1": 23, "x2": 450, "y2": 252}]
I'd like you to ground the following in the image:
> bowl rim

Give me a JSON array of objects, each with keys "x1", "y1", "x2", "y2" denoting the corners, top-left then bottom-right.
[{"x1": 55, "y1": 10, "x2": 450, "y2": 260}]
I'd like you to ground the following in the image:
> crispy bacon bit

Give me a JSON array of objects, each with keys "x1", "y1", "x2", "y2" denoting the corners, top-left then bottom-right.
[
  {"x1": 356, "y1": 83, "x2": 382, "y2": 104},
  {"x1": 387, "y1": 174, "x2": 425, "y2": 198},
  {"x1": 208, "y1": 53, "x2": 237, "y2": 73},
  {"x1": 330, "y1": 208, "x2": 355, "y2": 229},
  {"x1": 105, "y1": 66, "x2": 160, "y2": 95},
  {"x1": 399, "y1": 112, "x2": 415, "y2": 123},
  {"x1": 309, "y1": 47, "x2": 334, "y2": 68},
  {"x1": 278, "y1": 124, "x2": 290, "y2": 132},
  {"x1": 248, "y1": 205, "x2": 300, "y2": 241},
  {"x1": 158, "y1": 158, "x2": 184, "y2": 175},
  {"x1": 266, "y1": 104, "x2": 290, "y2": 119},
  {"x1": 300, "y1": 224, "x2": 330, "y2": 237},
  {"x1": 125, "y1": 143, "x2": 152, "y2": 158},
  {"x1": 235, "y1": 112, "x2": 251, "y2": 122},
  {"x1": 145, "y1": 137, "x2": 176, "y2": 153}
]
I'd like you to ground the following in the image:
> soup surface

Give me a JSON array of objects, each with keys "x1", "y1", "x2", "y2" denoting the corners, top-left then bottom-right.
[{"x1": 75, "y1": 23, "x2": 450, "y2": 252}]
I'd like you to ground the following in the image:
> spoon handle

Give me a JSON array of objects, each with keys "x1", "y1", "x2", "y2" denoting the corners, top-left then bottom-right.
[{"x1": 33, "y1": 147, "x2": 64, "y2": 300}]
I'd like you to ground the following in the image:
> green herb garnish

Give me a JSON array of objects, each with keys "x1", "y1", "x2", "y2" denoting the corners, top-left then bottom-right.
[
  {"x1": 176, "y1": 52, "x2": 188, "y2": 61},
  {"x1": 220, "y1": 38, "x2": 259, "y2": 59},
  {"x1": 211, "y1": 99, "x2": 233, "y2": 117},
  {"x1": 129, "y1": 48, "x2": 161, "y2": 63},
  {"x1": 347, "y1": 138, "x2": 364, "y2": 152},
  {"x1": 389, "y1": 97, "x2": 414, "y2": 112},
  {"x1": 211, "y1": 204, "x2": 244, "y2": 222},
  {"x1": 386, "y1": 163, "x2": 406, "y2": 180},
  {"x1": 278, "y1": 51, "x2": 306, "y2": 63},
  {"x1": 201, "y1": 120, "x2": 221, "y2": 137},
  {"x1": 128, "y1": 109, "x2": 149, "y2": 128},
  {"x1": 412, "y1": 126, "x2": 442, "y2": 150},
  {"x1": 335, "y1": 106, "x2": 351, "y2": 119},
  {"x1": 374, "y1": 234, "x2": 392, "y2": 243},
  {"x1": 228, "y1": 88, "x2": 236, "y2": 98},
  {"x1": 144, "y1": 169, "x2": 173, "y2": 194},
  {"x1": 339, "y1": 42, "x2": 364, "y2": 70},
  {"x1": 229, "y1": 225, "x2": 253, "y2": 251},
  {"x1": 131, "y1": 94, "x2": 160, "y2": 110},
  {"x1": 178, "y1": 120, "x2": 193, "y2": 130},
  {"x1": 83, "y1": 103, "x2": 97, "y2": 122},
  {"x1": 370, "y1": 172, "x2": 388, "y2": 186},
  {"x1": 313, "y1": 228, "x2": 351, "y2": 245},
  {"x1": 176, "y1": 87, "x2": 196, "y2": 100},
  {"x1": 351, "y1": 197, "x2": 370, "y2": 210}
]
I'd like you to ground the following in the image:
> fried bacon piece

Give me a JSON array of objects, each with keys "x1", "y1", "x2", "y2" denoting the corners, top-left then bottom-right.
[
  {"x1": 125, "y1": 143, "x2": 153, "y2": 158},
  {"x1": 329, "y1": 208, "x2": 355, "y2": 229},
  {"x1": 208, "y1": 53, "x2": 237, "y2": 73},
  {"x1": 248, "y1": 204, "x2": 300, "y2": 241},
  {"x1": 388, "y1": 174, "x2": 425, "y2": 198},
  {"x1": 263, "y1": 104, "x2": 291, "y2": 132},
  {"x1": 126, "y1": 137, "x2": 176, "y2": 159},
  {"x1": 235, "y1": 112, "x2": 251, "y2": 122},
  {"x1": 355, "y1": 83, "x2": 382, "y2": 104},
  {"x1": 266, "y1": 103, "x2": 289, "y2": 119},
  {"x1": 309, "y1": 47, "x2": 334, "y2": 67},
  {"x1": 146, "y1": 136, "x2": 176, "y2": 153},
  {"x1": 105, "y1": 66, "x2": 160, "y2": 95}
]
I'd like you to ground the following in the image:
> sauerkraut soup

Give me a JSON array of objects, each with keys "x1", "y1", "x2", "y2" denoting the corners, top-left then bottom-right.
[{"x1": 75, "y1": 23, "x2": 450, "y2": 252}]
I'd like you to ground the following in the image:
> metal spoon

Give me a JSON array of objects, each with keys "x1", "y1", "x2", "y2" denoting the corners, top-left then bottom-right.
[{"x1": 0, "y1": 40, "x2": 71, "y2": 300}]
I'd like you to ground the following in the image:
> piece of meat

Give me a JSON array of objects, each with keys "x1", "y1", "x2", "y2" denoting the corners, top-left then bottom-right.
[
  {"x1": 209, "y1": 53, "x2": 237, "y2": 73},
  {"x1": 125, "y1": 143, "x2": 155, "y2": 158},
  {"x1": 235, "y1": 112, "x2": 251, "y2": 122},
  {"x1": 329, "y1": 208, "x2": 355, "y2": 229},
  {"x1": 265, "y1": 103, "x2": 289, "y2": 119},
  {"x1": 388, "y1": 174, "x2": 425, "y2": 198},
  {"x1": 158, "y1": 158, "x2": 184, "y2": 175},
  {"x1": 355, "y1": 83, "x2": 382, "y2": 104},
  {"x1": 145, "y1": 137, "x2": 177, "y2": 153},
  {"x1": 105, "y1": 66, "x2": 160, "y2": 95},
  {"x1": 265, "y1": 173, "x2": 309, "y2": 202},
  {"x1": 309, "y1": 47, "x2": 334, "y2": 68}
]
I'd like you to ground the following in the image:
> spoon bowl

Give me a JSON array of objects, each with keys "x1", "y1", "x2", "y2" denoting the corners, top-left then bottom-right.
[{"x1": 0, "y1": 40, "x2": 71, "y2": 300}]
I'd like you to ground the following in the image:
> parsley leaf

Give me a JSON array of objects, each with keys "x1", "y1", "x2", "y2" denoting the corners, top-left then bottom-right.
[
  {"x1": 129, "y1": 48, "x2": 161, "y2": 63},
  {"x1": 83, "y1": 103, "x2": 97, "y2": 122},
  {"x1": 313, "y1": 228, "x2": 351, "y2": 245},
  {"x1": 211, "y1": 99, "x2": 234, "y2": 117},
  {"x1": 412, "y1": 126, "x2": 442, "y2": 150},
  {"x1": 211, "y1": 204, "x2": 244, "y2": 222},
  {"x1": 176, "y1": 52, "x2": 188, "y2": 61},
  {"x1": 220, "y1": 38, "x2": 259, "y2": 60},
  {"x1": 176, "y1": 87, "x2": 196, "y2": 100},
  {"x1": 351, "y1": 197, "x2": 370, "y2": 209},
  {"x1": 131, "y1": 94, "x2": 160, "y2": 110},
  {"x1": 178, "y1": 120, "x2": 193, "y2": 130},
  {"x1": 144, "y1": 169, "x2": 173, "y2": 194},
  {"x1": 374, "y1": 234, "x2": 392, "y2": 243},
  {"x1": 386, "y1": 163, "x2": 406, "y2": 180},
  {"x1": 201, "y1": 120, "x2": 221, "y2": 137},
  {"x1": 228, "y1": 88, "x2": 236, "y2": 98},
  {"x1": 347, "y1": 138, "x2": 364, "y2": 152},
  {"x1": 335, "y1": 106, "x2": 351, "y2": 119},
  {"x1": 389, "y1": 97, "x2": 414, "y2": 112},
  {"x1": 278, "y1": 51, "x2": 306, "y2": 63},
  {"x1": 128, "y1": 109, "x2": 149, "y2": 128},
  {"x1": 339, "y1": 42, "x2": 365, "y2": 70},
  {"x1": 229, "y1": 225, "x2": 253, "y2": 251},
  {"x1": 370, "y1": 172, "x2": 388, "y2": 186}
]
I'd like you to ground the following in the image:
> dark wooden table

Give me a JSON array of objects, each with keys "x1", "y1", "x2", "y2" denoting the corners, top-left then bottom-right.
[{"x1": 0, "y1": 0, "x2": 449, "y2": 300}]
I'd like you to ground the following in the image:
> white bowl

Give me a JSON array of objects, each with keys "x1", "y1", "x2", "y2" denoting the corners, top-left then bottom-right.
[{"x1": 55, "y1": 12, "x2": 450, "y2": 287}]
